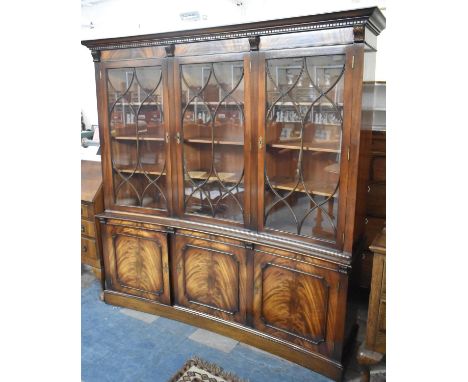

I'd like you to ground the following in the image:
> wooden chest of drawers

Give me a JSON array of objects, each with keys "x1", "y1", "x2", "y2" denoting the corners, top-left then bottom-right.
[
  {"x1": 81, "y1": 160, "x2": 104, "y2": 286},
  {"x1": 354, "y1": 129, "x2": 386, "y2": 289},
  {"x1": 357, "y1": 227, "x2": 386, "y2": 381}
]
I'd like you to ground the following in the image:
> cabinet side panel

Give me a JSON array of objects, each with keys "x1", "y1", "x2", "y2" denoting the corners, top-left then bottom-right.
[
  {"x1": 353, "y1": 50, "x2": 377, "y2": 246},
  {"x1": 343, "y1": 44, "x2": 366, "y2": 253}
]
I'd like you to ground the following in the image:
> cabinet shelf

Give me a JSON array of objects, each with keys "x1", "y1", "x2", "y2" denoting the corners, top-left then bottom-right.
[
  {"x1": 268, "y1": 102, "x2": 343, "y2": 107},
  {"x1": 111, "y1": 102, "x2": 162, "y2": 106},
  {"x1": 269, "y1": 121, "x2": 341, "y2": 126},
  {"x1": 362, "y1": 108, "x2": 386, "y2": 112},
  {"x1": 113, "y1": 136, "x2": 165, "y2": 142},
  {"x1": 183, "y1": 101, "x2": 241, "y2": 106},
  {"x1": 268, "y1": 141, "x2": 340, "y2": 153},
  {"x1": 114, "y1": 168, "x2": 166, "y2": 176},
  {"x1": 186, "y1": 170, "x2": 240, "y2": 183},
  {"x1": 184, "y1": 138, "x2": 243, "y2": 146},
  {"x1": 269, "y1": 177, "x2": 338, "y2": 198}
]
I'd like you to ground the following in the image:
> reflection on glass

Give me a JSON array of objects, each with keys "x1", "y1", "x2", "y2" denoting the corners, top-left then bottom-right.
[
  {"x1": 264, "y1": 55, "x2": 345, "y2": 241},
  {"x1": 107, "y1": 66, "x2": 168, "y2": 210},
  {"x1": 180, "y1": 61, "x2": 245, "y2": 222}
]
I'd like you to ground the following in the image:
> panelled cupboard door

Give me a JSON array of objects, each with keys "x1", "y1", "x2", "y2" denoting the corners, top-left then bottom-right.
[
  {"x1": 172, "y1": 54, "x2": 252, "y2": 227},
  {"x1": 102, "y1": 59, "x2": 174, "y2": 216},
  {"x1": 173, "y1": 232, "x2": 248, "y2": 324},
  {"x1": 256, "y1": 48, "x2": 353, "y2": 249},
  {"x1": 102, "y1": 223, "x2": 171, "y2": 305},
  {"x1": 252, "y1": 248, "x2": 345, "y2": 358}
]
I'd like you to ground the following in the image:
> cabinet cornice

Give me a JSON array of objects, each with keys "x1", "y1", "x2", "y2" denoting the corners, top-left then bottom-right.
[{"x1": 81, "y1": 7, "x2": 385, "y2": 52}]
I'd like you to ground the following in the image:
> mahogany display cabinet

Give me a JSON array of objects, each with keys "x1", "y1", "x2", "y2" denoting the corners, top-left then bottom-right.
[{"x1": 82, "y1": 7, "x2": 385, "y2": 381}]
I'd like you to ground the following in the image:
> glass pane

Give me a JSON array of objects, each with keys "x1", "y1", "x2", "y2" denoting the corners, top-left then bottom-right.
[
  {"x1": 107, "y1": 66, "x2": 168, "y2": 210},
  {"x1": 264, "y1": 55, "x2": 345, "y2": 241},
  {"x1": 181, "y1": 61, "x2": 245, "y2": 222}
]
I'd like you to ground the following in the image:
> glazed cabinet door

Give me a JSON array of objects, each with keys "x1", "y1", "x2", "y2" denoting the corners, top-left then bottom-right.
[
  {"x1": 103, "y1": 59, "x2": 174, "y2": 215},
  {"x1": 102, "y1": 223, "x2": 171, "y2": 305},
  {"x1": 252, "y1": 247, "x2": 346, "y2": 359},
  {"x1": 172, "y1": 231, "x2": 249, "y2": 324},
  {"x1": 257, "y1": 49, "x2": 352, "y2": 249},
  {"x1": 173, "y1": 54, "x2": 252, "y2": 227}
]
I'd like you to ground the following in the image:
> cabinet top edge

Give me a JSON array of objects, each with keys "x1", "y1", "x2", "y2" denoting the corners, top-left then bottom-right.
[{"x1": 81, "y1": 7, "x2": 385, "y2": 51}]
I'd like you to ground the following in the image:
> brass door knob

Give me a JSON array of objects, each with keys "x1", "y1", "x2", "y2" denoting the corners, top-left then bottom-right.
[{"x1": 81, "y1": 225, "x2": 85, "y2": 233}]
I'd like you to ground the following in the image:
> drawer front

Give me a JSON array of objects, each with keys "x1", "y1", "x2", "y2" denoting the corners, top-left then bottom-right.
[
  {"x1": 81, "y1": 219, "x2": 96, "y2": 238},
  {"x1": 81, "y1": 203, "x2": 94, "y2": 219},
  {"x1": 252, "y1": 247, "x2": 346, "y2": 359},
  {"x1": 81, "y1": 237, "x2": 97, "y2": 260},
  {"x1": 173, "y1": 233, "x2": 248, "y2": 325},
  {"x1": 102, "y1": 223, "x2": 171, "y2": 305},
  {"x1": 81, "y1": 236, "x2": 100, "y2": 268}
]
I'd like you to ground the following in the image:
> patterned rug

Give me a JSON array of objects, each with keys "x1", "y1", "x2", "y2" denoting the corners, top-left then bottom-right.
[{"x1": 168, "y1": 357, "x2": 247, "y2": 382}]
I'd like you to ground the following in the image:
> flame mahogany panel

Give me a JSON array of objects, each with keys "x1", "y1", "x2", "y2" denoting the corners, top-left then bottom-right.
[
  {"x1": 102, "y1": 224, "x2": 171, "y2": 305},
  {"x1": 253, "y1": 248, "x2": 343, "y2": 359},
  {"x1": 173, "y1": 233, "x2": 248, "y2": 324}
]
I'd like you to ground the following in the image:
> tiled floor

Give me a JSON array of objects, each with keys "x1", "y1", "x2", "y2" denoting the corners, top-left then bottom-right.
[{"x1": 82, "y1": 267, "x2": 384, "y2": 381}]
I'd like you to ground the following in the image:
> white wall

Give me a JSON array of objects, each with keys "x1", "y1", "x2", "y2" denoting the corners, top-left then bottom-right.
[{"x1": 81, "y1": 0, "x2": 386, "y2": 126}]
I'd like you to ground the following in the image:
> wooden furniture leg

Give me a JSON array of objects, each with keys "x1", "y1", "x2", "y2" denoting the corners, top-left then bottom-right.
[{"x1": 357, "y1": 343, "x2": 384, "y2": 382}]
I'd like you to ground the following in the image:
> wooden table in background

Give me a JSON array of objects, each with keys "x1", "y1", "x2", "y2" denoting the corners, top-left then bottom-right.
[
  {"x1": 357, "y1": 227, "x2": 386, "y2": 381},
  {"x1": 81, "y1": 160, "x2": 105, "y2": 288}
]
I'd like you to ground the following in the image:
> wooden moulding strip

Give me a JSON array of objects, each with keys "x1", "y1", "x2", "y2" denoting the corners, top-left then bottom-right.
[
  {"x1": 104, "y1": 290, "x2": 343, "y2": 381},
  {"x1": 97, "y1": 210, "x2": 351, "y2": 263}
]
